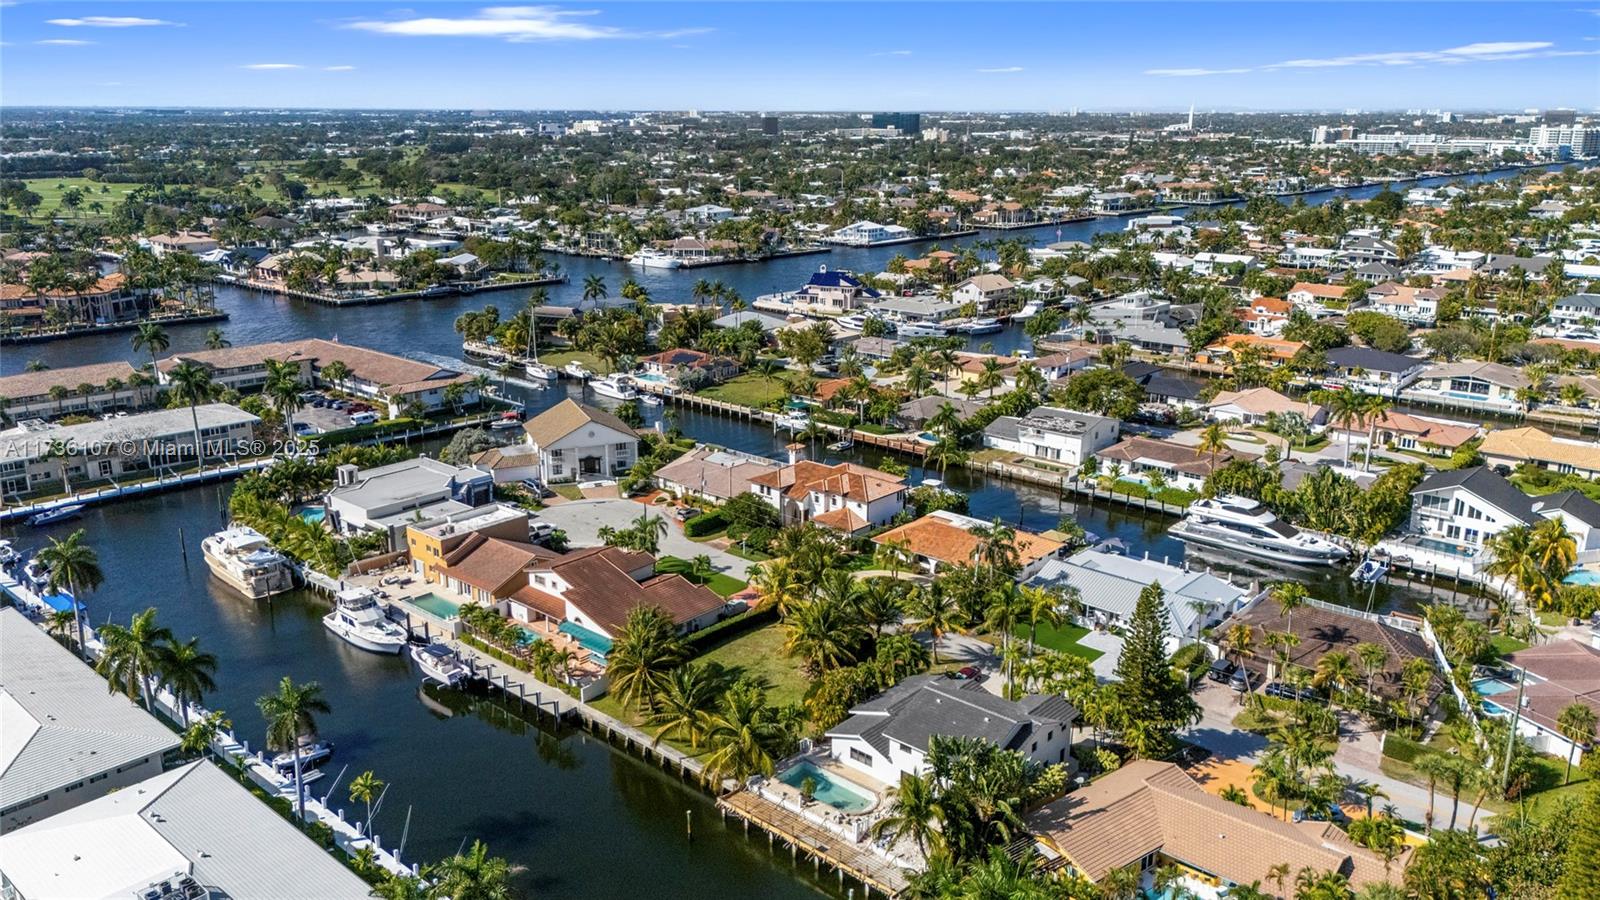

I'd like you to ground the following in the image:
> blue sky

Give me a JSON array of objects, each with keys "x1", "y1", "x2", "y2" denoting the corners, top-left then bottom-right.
[{"x1": 2, "y1": 3, "x2": 1597, "y2": 110}]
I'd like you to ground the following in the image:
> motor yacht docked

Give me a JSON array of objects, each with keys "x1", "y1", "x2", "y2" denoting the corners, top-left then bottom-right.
[
  {"x1": 629, "y1": 248, "x2": 684, "y2": 270},
  {"x1": 411, "y1": 642, "x2": 473, "y2": 687},
  {"x1": 271, "y1": 740, "x2": 334, "y2": 775},
  {"x1": 563, "y1": 361, "x2": 594, "y2": 380},
  {"x1": 1011, "y1": 300, "x2": 1043, "y2": 321},
  {"x1": 201, "y1": 526, "x2": 295, "y2": 599},
  {"x1": 1170, "y1": 495, "x2": 1350, "y2": 566},
  {"x1": 322, "y1": 588, "x2": 409, "y2": 654},
  {"x1": 588, "y1": 375, "x2": 640, "y2": 400},
  {"x1": 896, "y1": 321, "x2": 948, "y2": 338}
]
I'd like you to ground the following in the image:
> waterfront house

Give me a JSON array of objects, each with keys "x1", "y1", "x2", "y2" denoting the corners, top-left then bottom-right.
[
  {"x1": 1192, "y1": 251, "x2": 1258, "y2": 276},
  {"x1": 652, "y1": 445, "x2": 782, "y2": 504},
  {"x1": 826, "y1": 675, "x2": 1077, "y2": 785},
  {"x1": 1286, "y1": 282, "x2": 1353, "y2": 318},
  {"x1": 1339, "y1": 235, "x2": 1400, "y2": 267},
  {"x1": 1405, "y1": 361, "x2": 1531, "y2": 413},
  {"x1": 0, "y1": 404, "x2": 259, "y2": 498},
  {"x1": 506, "y1": 546, "x2": 726, "y2": 644},
  {"x1": 144, "y1": 230, "x2": 219, "y2": 257},
  {"x1": 1480, "y1": 426, "x2": 1600, "y2": 480},
  {"x1": 1121, "y1": 362, "x2": 1205, "y2": 410},
  {"x1": 468, "y1": 444, "x2": 543, "y2": 485},
  {"x1": 1329, "y1": 410, "x2": 1479, "y2": 457},
  {"x1": 1321, "y1": 347, "x2": 1429, "y2": 397},
  {"x1": 791, "y1": 268, "x2": 880, "y2": 314},
  {"x1": 0, "y1": 607, "x2": 181, "y2": 831},
  {"x1": 1499, "y1": 642, "x2": 1600, "y2": 765},
  {"x1": 870, "y1": 294, "x2": 962, "y2": 323},
  {"x1": 872, "y1": 510, "x2": 1066, "y2": 580},
  {"x1": 896, "y1": 395, "x2": 985, "y2": 429},
  {"x1": 983, "y1": 406, "x2": 1120, "y2": 466},
  {"x1": 1550, "y1": 293, "x2": 1600, "y2": 330},
  {"x1": 1280, "y1": 246, "x2": 1340, "y2": 270},
  {"x1": 1196, "y1": 334, "x2": 1306, "y2": 370},
  {"x1": 1483, "y1": 253, "x2": 1559, "y2": 277},
  {"x1": 971, "y1": 201, "x2": 1036, "y2": 227},
  {"x1": 0, "y1": 360, "x2": 142, "y2": 419},
  {"x1": 746, "y1": 451, "x2": 906, "y2": 534},
  {"x1": 638, "y1": 348, "x2": 738, "y2": 385},
  {"x1": 1089, "y1": 191, "x2": 1148, "y2": 214},
  {"x1": 1350, "y1": 262, "x2": 1404, "y2": 284},
  {"x1": 1026, "y1": 760, "x2": 1400, "y2": 894},
  {"x1": 325, "y1": 456, "x2": 493, "y2": 549},
  {"x1": 1093, "y1": 436, "x2": 1251, "y2": 492},
  {"x1": 403, "y1": 503, "x2": 533, "y2": 583},
  {"x1": 433, "y1": 534, "x2": 559, "y2": 605},
  {"x1": 520, "y1": 399, "x2": 638, "y2": 484},
  {"x1": 951, "y1": 274, "x2": 1016, "y2": 311},
  {"x1": 1404, "y1": 466, "x2": 1543, "y2": 562},
  {"x1": 826, "y1": 221, "x2": 910, "y2": 247},
  {"x1": 1028, "y1": 548, "x2": 1248, "y2": 650},
  {"x1": 1235, "y1": 295, "x2": 1291, "y2": 336},
  {"x1": 1364, "y1": 282, "x2": 1442, "y2": 325},
  {"x1": 1204, "y1": 387, "x2": 1327, "y2": 427}
]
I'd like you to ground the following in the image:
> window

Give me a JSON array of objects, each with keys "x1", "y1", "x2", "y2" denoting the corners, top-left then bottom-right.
[{"x1": 849, "y1": 747, "x2": 872, "y2": 766}]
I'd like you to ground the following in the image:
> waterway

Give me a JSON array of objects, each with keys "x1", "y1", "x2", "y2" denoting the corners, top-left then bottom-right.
[{"x1": 0, "y1": 167, "x2": 1520, "y2": 895}]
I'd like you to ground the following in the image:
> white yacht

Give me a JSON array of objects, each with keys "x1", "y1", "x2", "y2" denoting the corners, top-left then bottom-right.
[
  {"x1": 835, "y1": 313, "x2": 880, "y2": 331},
  {"x1": 411, "y1": 642, "x2": 472, "y2": 686},
  {"x1": 563, "y1": 361, "x2": 593, "y2": 380},
  {"x1": 525, "y1": 361, "x2": 559, "y2": 381},
  {"x1": 589, "y1": 375, "x2": 639, "y2": 400},
  {"x1": 962, "y1": 318, "x2": 1003, "y2": 335},
  {"x1": 322, "y1": 588, "x2": 409, "y2": 654},
  {"x1": 629, "y1": 248, "x2": 684, "y2": 270},
  {"x1": 1170, "y1": 495, "x2": 1350, "y2": 566},
  {"x1": 202, "y1": 527, "x2": 295, "y2": 600},
  {"x1": 1012, "y1": 300, "x2": 1044, "y2": 321},
  {"x1": 897, "y1": 321, "x2": 948, "y2": 338}
]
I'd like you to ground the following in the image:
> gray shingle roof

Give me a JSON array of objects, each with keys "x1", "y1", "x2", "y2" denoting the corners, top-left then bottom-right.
[
  {"x1": 1413, "y1": 466, "x2": 1539, "y2": 524},
  {"x1": 825, "y1": 675, "x2": 1075, "y2": 755},
  {"x1": 1325, "y1": 346, "x2": 1426, "y2": 374},
  {"x1": 1535, "y1": 489, "x2": 1600, "y2": 528}
]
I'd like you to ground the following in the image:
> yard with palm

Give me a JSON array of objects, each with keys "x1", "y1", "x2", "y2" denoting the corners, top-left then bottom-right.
[{"x1": 696, "y1": 371, "x2": 795, "y2": 408}]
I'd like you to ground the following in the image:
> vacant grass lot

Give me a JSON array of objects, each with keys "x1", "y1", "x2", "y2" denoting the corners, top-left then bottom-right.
[
  {"x1": 696, "y1": 373, "x2": 794, "y2": 409},
  {"x1": 696, "y1": 622, "x2": 810, "y2": 708}
]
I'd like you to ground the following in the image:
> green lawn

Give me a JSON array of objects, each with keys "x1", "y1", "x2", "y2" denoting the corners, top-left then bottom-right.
[
  {"x1": 550, "y1": 484, "x2": 584, "y2": 501},
  {"x1": 539, "y1": 350, "x2": 611, "y2": 374},
  {"x1": 657, "y1": 556, "x2": 747, "y2": 598},
  {"x1": 19, "y1": 177, "x2": 142, "y2": 220},
  {"x1": 696, "y1": 373, "x2": 793, "y2": 409},
  {"x1": 695, "y1": 622, "x2": 811, "y2": 708},
  {"x1": 1490, "y1": 634, "x2": 1529, "y2": 657},
  {"x1": 1381, "y1": 740, "x2": 1591, "y2": 822},
  {"x1": 1011, "y1": 622, "x2": 1103, "y2": 662}
]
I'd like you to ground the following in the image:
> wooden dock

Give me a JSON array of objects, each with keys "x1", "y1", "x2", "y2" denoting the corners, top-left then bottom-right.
[{"x1": 718, "y1": 790, "x2": 911, "y2": 897}]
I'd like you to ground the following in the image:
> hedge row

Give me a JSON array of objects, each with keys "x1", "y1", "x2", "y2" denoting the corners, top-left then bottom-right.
[
  {"x1": 687, "y1": 602, "x2": 779, "y2": 652},
  {"x1": 683, "y1": 509, "x2": 729, "y2": 537},
  {"x1": 1383, "y1": 734, "x2": 1427, "y2": 764}
]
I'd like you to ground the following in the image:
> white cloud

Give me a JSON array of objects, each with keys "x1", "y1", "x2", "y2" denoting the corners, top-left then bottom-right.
[
  {"x1": 871, "y1": 49, "x2": 912, "y2": 57},
  {"x1": 47, "y1": 15, "x2": 181, "y2": 27},
  {"x1": 1149, "y1": 40, "x2": 1590, "y2": 76},
  {"x1": 324, "y1": 65, "x2": 357, "y2": 71},
  {"x1": 242, "y1": 63, "x2": 303, "y2": 70},
  {"x1": 36, "y1": 39, "x2": 94, "y2": 46},
  {"x1": 346, "y1": 6, "x2": 707, "y2": 42},
  {"x1": 976, "y1": 66, "x2": 1024, "y2": 73}
]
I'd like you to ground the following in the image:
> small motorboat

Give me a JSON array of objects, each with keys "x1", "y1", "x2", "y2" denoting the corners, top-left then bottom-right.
[
  {"x1": 0, "y1": 540, "x2": 18, "y2": 566},
  {"x1": 22, "y1": 558, "x2": 50, "y2": 590},
  {"x1": 639, "y1": 394, "x2": 663, "y2": 406},
  {"x1": 26, "y1": 504, "x2": 84, "y2": 527},
  {"x1": 271, "y1": 740, "x2": 334, "y2": 775},
  {"x1": 828, "y1": 437, "x2": 854, "y2": 452},
  {"x1": 1012, "y1": 300, "x2": 1043, "y2": 321},
  {"x1": 525, "y1": 362, "x2": 559, "y2": 382},
  {"x1": 563, "y1": 361, "x2": 593, "y2": 380},
  {"x1": 490, "y1": 411, "x2": 524, "y2": 431},
  {"x1": 411, "y1": 642, "x2": 472, "y2": 687},
  {"x1": 1352, "y1": 555, "x2": 1390, "y2": 585}
]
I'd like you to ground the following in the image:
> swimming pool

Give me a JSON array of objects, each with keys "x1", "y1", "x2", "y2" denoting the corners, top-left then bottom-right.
[
  {"x1": 1472, "y1": 677, "x2": 1515, "y2": 697},
  {"x1": 298, "y1": 506, "x2": 326, "y2": 525},
  {"x1": 1411, "y1": 537, "x2": 1477, "y2": 558},
  {"x1": 1565, "y1": 570, "x2": 1600, "y2": 586},
  {"x1": 411, "y1": 592, "x2": 462, "y2": 620},
  {"x1": 1482, "y1": 699, "x2": 1513, "y2": 717},
  {"x1": 632, "y1": 372, "x2": 670, "y2": 385},
  {"x1": 777, "y1": 762, "x2": 875, "y2": 813}
]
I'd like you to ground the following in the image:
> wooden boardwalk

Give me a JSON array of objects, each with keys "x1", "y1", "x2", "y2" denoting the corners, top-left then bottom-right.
[{"x1": 718, "y1": 790, "x2": 911, "y2": 897}]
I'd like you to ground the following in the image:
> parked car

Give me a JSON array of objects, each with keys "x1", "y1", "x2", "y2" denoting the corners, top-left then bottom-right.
[
  {"x1": 674, "y1": 507, "x2": 702, "y2": 521},
  {"x1": 518, "y1": 479, "x2": 549, "y2": 497},
  {"x1": 1229, "y1": 668, "x2": 1253, "y2": 692},
  {"x1": 1292, "y1": 803, "x2": 1348, "y2": 824},
  {"x1": 1264, "y1": 682, "x2": 1294, "y2": 700},
  {"x1": 1294, "y1": 685, "x2": 1324, "y2": 703},
  {"x1": 528, "y1": 521, "x2": 556, "y2": 542},
  {"x1": 1206, "y1": 658, "x2": 1237, "y2": 684},
  {"x1": 348, "y1": 411, "x2": 378, "y2": 427},
  {"x1": 312, "y1": 399, "x2": 328, "y2": 408},
  {"x1": 947, "y1": 666, "x2": 981, "y2": 681}
]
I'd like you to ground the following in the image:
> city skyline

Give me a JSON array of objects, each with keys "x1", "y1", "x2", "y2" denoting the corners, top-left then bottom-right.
[{"x1": 1, "y1": 2, "x2": 1597, "y2": 110}]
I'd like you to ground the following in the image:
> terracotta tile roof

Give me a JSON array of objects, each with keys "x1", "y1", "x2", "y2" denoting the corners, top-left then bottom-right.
[
  {"x1": 1289, "y1": 282, "x2": 1347, "y2": 299},
  {"x1": 1207, "y1": 387, "x2": 1325, "y2": 419},
  {"x1": 1028, "y1": 760, "x2": 1402, "y2": 887},
  {"x1": 522, "y1": 398, "x2": 635, "y2": 448},
  {"x1": 1480, "y1": 427, "x2": 1600, "y2": 472},
  {"x1": 811, "y1": 506, "x2": 869, "y2": 534},
  {"x1": 1097, "y1": 436, "x2": 1251, "y2": 477},
  {"x1": 1204, "y1": 334, "x2": 1306, "y2": 362},
  {"x1": 872, "y1": 510, "x2": 1062, "y2": 568},
  {"x1": 528, "y1": 547, "x2": 723, "y2": 635},
  {"x1": 0, "y1": 360, "x2": 141, "y2": 402},
  {"x1": 1331, "y1": 410, "x2": 1479, "y2": 449},
  {"x1": 652, "y1": 446, "x2": 780, "y2": 501},
  {"x1": 161, "y1": 338, "x2": 472, "y2": 397},
  {"x1": 439, "y1": 536, "x2": 557, "y2": 598},
  {"x1": 747, "y1": 460, "x2": 905, "y2": 503}
]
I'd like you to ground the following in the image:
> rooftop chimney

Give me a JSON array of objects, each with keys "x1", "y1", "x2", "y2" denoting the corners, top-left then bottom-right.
[{"x1": 786, "y1": 442, "x2": 806, "y2": 465}]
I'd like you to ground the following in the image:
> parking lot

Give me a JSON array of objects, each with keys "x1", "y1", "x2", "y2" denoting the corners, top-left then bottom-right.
[{"x1": 294, "y1": 392, "x2": 380, "y2": 435}]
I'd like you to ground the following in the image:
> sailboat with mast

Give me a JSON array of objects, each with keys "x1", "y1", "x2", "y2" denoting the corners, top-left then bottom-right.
[{"x1": 523, "y1": 301, "x2": 559, "y2": 382}]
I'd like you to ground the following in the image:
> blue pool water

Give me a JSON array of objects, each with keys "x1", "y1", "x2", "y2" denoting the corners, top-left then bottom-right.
[
  {"x1": 1482, "y1": 699, "x2": 1512, "y2": 716},
  {"x1": 1412, "y1": 537, "x2": 1476, "y2": 558},
  {"x1": 298, "y1": 506, "x2": 326, "y2": 525},
  {"x1": 559, "y1": 620, "x2": 613, "y2": 662},
  {"x1": 411, "y1": 592, "x2": 462, "y2": 619},
  {"x1": 1472, "y1": 677, "x2": 1515, "y2": 697},
  {"x1": 1565, "y1": 570, "x2": 1600, "y2": 586},
  {"x1": 778, "y1": 762, "x2": 875, "y2": 813},
  {"x1": 633, "y1": 372, "x2": 670, "y2": 384}
]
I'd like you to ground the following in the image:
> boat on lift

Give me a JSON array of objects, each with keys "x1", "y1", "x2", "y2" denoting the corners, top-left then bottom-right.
[
  {"x1": 411, "y1": 642, "x2": 473, "y2": 687},
  {"x1": 1352, "y1": 555, "x2": 1390, "y2": 584}
]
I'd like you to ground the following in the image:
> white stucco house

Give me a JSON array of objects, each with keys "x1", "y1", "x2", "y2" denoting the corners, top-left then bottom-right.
[{"x1": 520, "y1": 399, "x2": 639, "y2": 484}]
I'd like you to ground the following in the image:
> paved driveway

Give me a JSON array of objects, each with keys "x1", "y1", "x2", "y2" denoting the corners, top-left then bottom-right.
[
  {"x1": 1079, "y1": 630, "x2": 1124, "y2": 681},
  {"x1": 531, "y1": 498, "x2": 753, "y2": 579}
]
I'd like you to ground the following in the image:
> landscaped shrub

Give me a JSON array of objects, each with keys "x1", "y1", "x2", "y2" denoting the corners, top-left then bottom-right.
[
  {"x1": 1383, "y1": 734, "x2": 1426, "y2": 764},
  {"x1": 683, "y1": 510, "x2": 728, "y2": 537},
  {"x1": 686, "y1": 602, "x2": 777, "y2": 651}
]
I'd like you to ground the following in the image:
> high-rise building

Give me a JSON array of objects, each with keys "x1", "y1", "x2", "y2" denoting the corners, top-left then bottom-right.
[
  {"x1": 871, "y1": 112, "x2": 921, "y2": 134},
  {"x1": 1529, "y1": 125, "x2": 1600, "y2": 157},
  {"x1": 1542, "y1": 109, "x2": 1578, "y2": 125},
  {"x1": 761, "y1": 115, "x2": 781, "y2": 135}
]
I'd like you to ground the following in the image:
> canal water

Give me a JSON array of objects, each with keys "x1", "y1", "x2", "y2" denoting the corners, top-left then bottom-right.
[{"x1": 0, "y1": 167, "x2": 1521, "y2": 895}]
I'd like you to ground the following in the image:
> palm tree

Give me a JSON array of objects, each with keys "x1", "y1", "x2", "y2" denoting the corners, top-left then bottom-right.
[
  {"x1": 1224, "y1": 622, "x2": 1256, "y2": 669},
  {"x1": 257, "y1": 676, "x2": 332, "y2": 824},
  {"x1": 180, "y1": 709, "x2": 230, "y2": 759},
  {"x1": 96, "y1": 607, "x2": 174, "y2": 709},
  {"x1": 349, "y1": 770, "x2": 384, "y2": 836},
  {"x1": 581, "y1": 274, "x2": 608, "y2": 307},
  {"x1": 1354, "y1": 642, "x2": 1389, "y2": 705},
  {"x1": 606, "y1": 606, "x2": 687, "y2": 712},
  {"x1": 263, "y1": 359, "x2": 305, "y2": 438},
  {"x1": 131, "y1": 322, "x2": 170, "y2": 372},
  {"x1": 204, "y1": 327, "x2": 231, "y2": 350},
  {"x1": 1358, "y1": 394, "x2": 1391, "y2": 472},
  {"x1": 37, "y1": 528, "x2": 103, "y2": 660},
  {"x1": 1272, "y1": 582, "x2": 1309, "y2": 634},
  {"x1": 702, "y1": 681, "x2": 790, "y2": 782},
  {"x1": 165, "y1": 361, "x2": 216, "y2": 465},
  {"x1": 45, "y1": 608, "x2": 77, "y2": 644},
  {"x1": 646, "y1": 662, "x2": 722, "y2": 749},
  {"x1": 926, "y1": 401, "x2": 963, "y2": 438},
  {"x1": 782, "y1": 598, "x2": 865, "y2": 675},
  {"x1": 158, "y1": 636, "x2": 218, "y2": 726},
  {"x1": 907, "y1": 582, "x2": 960, "y2": 664},
  {"x1": 1557, "y1": 701, "x2": 1597, "y2": 785},
  {"x1": 1197, "y1": 422, "x2": 1229, "y2": 471},
  {"x1": 925, "y1": 436, "x2": 967, "y2": 477},
  {"x1": 869, "y1": 771, "x2": 942, "y2": 856},
  {"x1": 320, "y1": 359, "x2": 352, "y2": 394},
  {"x1": 427, "y1": 839, "x2": 521, "y2": 900},
  {"x1": 1312, "y1": 651, "x2": 1357, "y2": 706}
]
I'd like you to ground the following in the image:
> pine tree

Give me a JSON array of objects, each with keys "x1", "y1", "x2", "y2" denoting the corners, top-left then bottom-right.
[
  {"x1": 1556, "y1": 781, "x2": 1600, "y2": 900},
  {"x1": 1111, "y1": 583, "x2": 1201, "y2": 758}
]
